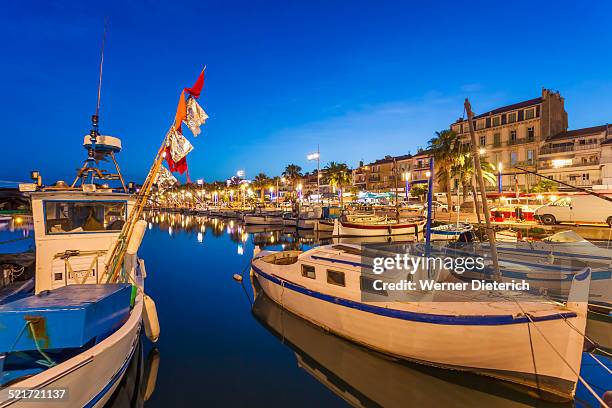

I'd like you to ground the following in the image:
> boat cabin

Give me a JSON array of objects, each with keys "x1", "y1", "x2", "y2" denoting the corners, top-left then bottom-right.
[{"x1": 30, "y1": 190, "x2": 135, "y2": 293}]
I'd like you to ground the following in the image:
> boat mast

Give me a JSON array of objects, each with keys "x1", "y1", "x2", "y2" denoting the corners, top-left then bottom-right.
[
  {"x1": 464, "y1": 98, "x2": 500, "y2": 280},
  {"x1": 394, "y1": 158, "x2": 399, "y2": 221}
]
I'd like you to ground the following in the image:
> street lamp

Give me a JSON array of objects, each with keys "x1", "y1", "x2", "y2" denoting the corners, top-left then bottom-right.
[
  {"x1": 403, "y1": 172, "x2": 411, "y2": 199},
  {"x1": 497, "y1": 162, "x2": 503, "y2": 193},
  {"x1": 297, "y1": 183, "x2": 303, "y2": 201},
  {"x1": 307, "y1": 148, "x2": 320, "y2": 202}
]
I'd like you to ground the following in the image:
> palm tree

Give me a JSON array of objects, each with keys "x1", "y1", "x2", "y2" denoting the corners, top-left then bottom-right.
[
  {"x1": 452, "y1": 148, "x2": 497, "y2": 202},
  {"x1": 282, "y1": 164, "x2": 303, "y2": 199},
  {"x1": 428, "y1": 130, "x2": 461, "y2": 212},
  {"x1": 252, "y1": 172, "x2": 271, "y2": 203},
  {"x1": 325, "y1": 161, "x2": 352, "y2": 207}
]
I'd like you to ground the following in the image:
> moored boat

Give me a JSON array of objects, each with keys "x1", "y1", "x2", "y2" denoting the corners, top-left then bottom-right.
[
  {"x1": 250, "y1": 243, "x2": 591, "y2": 401},
  {"x1": 431, "y1": 222, "x2": 473, "y2": 241},
  {"x1": 332, "y1": 217, "x2": 426, "y2": 238}
]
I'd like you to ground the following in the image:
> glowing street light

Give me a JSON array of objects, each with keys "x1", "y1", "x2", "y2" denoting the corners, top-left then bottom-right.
[
  {"x1": 403, "y1": 172, "x2": 411, "y2": 199},
  {"x1": 497, "y1": 162, "x2": 503, "y2": 193},
  {"x1": 307, "y1": 148, "x2": 321, "y2": 202},
  {"x1": 479, "y1": 147, "x2": 486, "y2": 155}
]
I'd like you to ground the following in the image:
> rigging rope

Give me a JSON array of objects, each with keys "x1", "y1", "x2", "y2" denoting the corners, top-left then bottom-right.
[{"x1": 512, "y1": 297, "x2": 609, "y2": 408}]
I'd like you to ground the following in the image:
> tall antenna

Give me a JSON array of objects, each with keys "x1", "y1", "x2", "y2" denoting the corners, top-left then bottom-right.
[
  {"x1": 95, "y1": 18, "x2": 107, "y2": 121},
  {"x1": 88, "y1": 18, "x2": 108, "y2": 164}
]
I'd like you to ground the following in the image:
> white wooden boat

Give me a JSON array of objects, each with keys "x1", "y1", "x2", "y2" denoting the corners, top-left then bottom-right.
[
  {"x1": 314, "y1": 219, "x2": 334, "y2": 232},
  {"x1": 0, "y1": 190, "x2": 157, "y2": 407},
  {"x1": 332, "y1": 217, "x2": 426, "y2": 237},
  {"x1": 479, "y1": 231, "x2": 612, "y2": 309},
  {"x1": 244, "y1": 213, "x2": 284, "y2": 226},
  {"x1": 251, "y1": 244, "x2": 590, "y2": 401},
  {"x1": 431, "y1": 222, "x2": 473, "y2": 241}
]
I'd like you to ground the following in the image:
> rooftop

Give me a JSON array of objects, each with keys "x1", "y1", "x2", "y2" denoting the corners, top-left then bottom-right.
[
  {"x1": 473, "y1": 97, "x2": 542, "y2": 119},
  {"x1": 547, "y1": 124, "x2": 610, "y2": 142}
]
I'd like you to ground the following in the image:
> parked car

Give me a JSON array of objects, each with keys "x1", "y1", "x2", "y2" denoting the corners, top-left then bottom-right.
[{"x1": 534, "y1": 194, "x2": 612, "y2": 226}]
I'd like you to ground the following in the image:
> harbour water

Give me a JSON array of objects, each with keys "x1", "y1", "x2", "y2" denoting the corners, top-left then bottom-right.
[{"x1": 107, "y1": 212, "x2": 610, "y2": 408}]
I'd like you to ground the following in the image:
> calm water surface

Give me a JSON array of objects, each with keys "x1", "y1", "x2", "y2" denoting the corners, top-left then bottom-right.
[{"x1": 111, "y1": 212, "x2": 610, "y2": 407}]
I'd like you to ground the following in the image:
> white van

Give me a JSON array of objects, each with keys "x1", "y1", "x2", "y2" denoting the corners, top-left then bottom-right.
[{"x1": 535, "y1": 194, "x2": 612, "y2": 226}]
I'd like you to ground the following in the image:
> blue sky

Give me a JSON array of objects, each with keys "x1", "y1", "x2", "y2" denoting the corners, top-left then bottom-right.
[{"x1": 1, "y1": 0, "x2": 612, "y2": 184}]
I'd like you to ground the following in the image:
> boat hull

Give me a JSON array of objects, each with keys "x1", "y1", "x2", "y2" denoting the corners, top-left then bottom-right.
[
  {"x1": 333, "y1": 219, "x2": 425, "y2": 237},
  {"x1": 244, "y1": 215, "x2": 284, "y2": 225},
  {"x1": 252, "y1": 265, "x2": 584, "y2": 401},
  {"x1": 314, "y1": 219, "x2": 334, "y2": 232},
  {"x1": 0, "y1": 294, "x2": 143, "y2": 408}
]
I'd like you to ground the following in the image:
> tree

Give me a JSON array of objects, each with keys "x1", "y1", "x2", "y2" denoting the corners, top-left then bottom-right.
[
  {"x1": 452, "y1": 148, "x2": 497, "y2": 202},
  {"x1": 324, "y1": 162, "x2": 352, "y2": 207},
  {"x1": 530, "y1": 179, "x2": 557, "y2": 193},
  {"x1": 410, "y1": 184, "x2": 428, "y2": 200},
  {"x1": 428, "y1": 130, "x2": 461, "y2": 212},
  {"x1": 252, "y1": 172, "x2": 271, "y2": 203},
  {"x1": 282, "y1": 164, "x2": 303, "y2": 200}
]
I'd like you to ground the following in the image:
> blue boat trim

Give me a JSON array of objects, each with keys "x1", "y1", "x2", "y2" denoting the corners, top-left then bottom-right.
[{"x1": 251, "y1": 264, "x2": 577, "y2": 326}]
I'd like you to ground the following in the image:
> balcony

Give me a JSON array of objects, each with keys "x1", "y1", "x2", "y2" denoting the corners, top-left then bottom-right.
[
  {"x1": 506, "y1": 137, "x2": 535, "y2": 146},
  {"x1": 513, "y1": 160, "x2": 535, "y2": 167},
  {"x1": 539, "y1": 142, "x2": 599, "y2": 156},
  {"x1": 570, "y1": 179, "x2": 601, "y2": 187},
  {"x1": 538, "y1": 160, "x2": 600, "y2": 170}
]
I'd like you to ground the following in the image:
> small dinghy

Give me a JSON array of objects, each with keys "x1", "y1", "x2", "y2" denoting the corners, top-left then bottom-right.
[{"x1": 431, "y1": 222, "x2": 473, "y2": 241}]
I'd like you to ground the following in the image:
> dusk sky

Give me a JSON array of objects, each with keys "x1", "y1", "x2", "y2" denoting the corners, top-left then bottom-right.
[{"x1": 1, "y1": 0, "x2": 611, "y2": 185}]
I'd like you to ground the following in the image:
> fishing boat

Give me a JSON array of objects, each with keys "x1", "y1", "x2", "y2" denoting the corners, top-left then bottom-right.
[
  {"x1": 0, "y1": 133, "x2": 162, "y2": 407},
  {"x1": 244, "y1": 209, "x2": 284, "y2": 226},
  {"x1": 430, "y1": 222, "x2": 473, "y2": 241},
  {"x1": 250, "y1": 243, "x2": 591, "y2": 401},
  {"x1": 477, "y1": 230, "x2": 612, "y2": 309},
  {"x1": 332, "y1": 216, "x2": 426, "y2": 238}
]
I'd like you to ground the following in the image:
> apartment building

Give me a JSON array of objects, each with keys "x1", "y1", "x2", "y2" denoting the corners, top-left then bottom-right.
[
  {"x1": 450, "y1": 88, "x2": 569, "y2": 191},
  {"x1": 352, "y1": 150, "x2": 437, "y2": 194}
]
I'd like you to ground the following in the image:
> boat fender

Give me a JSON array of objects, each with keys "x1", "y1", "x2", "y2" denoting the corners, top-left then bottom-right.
[
  {"x1": 127, "y1": 220, "x2": 147, "y2": 255},
  {"x1": 233, "y1": 273, "x2": 243, "y2": 282},
  {"x1": 253, "y1": 245, "x2": 261, "y2": 258},
  {"x1": 143, "y1": 294, "x2": 160, "y2": 342}
]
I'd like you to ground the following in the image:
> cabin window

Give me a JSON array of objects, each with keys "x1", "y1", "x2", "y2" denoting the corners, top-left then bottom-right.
[
  {"x1": 327, "y1": 269, "x2": 346, "y2": 287},
  {"x1": 301, "y1": 264, "x2": 316, "y2": 279},
  {"x1": 44, "y1": 200, "x2": 127, "y2": 234},
  {"x1": 360, "y1": 276, "x2": 388, "y2": 296}
]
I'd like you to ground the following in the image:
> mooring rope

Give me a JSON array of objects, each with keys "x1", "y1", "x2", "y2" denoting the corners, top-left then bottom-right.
[{"x1": 512, "y1": 300, "x2": 610, "y2": 408}]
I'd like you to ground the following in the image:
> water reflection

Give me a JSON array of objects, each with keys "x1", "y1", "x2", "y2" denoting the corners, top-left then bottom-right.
[
  {"x1": 105, "y1": 340, "x2": 160, "y2": 408},
  {"x1": 250, "y1": 280, "x2": 561, "y2": 408}
]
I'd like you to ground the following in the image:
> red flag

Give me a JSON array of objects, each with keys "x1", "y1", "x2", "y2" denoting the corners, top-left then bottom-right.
[
  {"x1": 184, "y1": 69, "x2": 205, "y2": 99},
  {"x1": 174, "y1": 91, "x2": 187, "y2": 132},
  {"x1": 165, "y1": 146, "x2": 188, "y2": 174}
]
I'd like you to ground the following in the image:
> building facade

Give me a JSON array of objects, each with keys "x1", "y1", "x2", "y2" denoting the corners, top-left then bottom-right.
[
  {"x1": 352, "y1": 151, "x2": 437, "y2": 195},
  {"x1": 451, "y1": 88, "x2": 610, "y2": 191}
]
